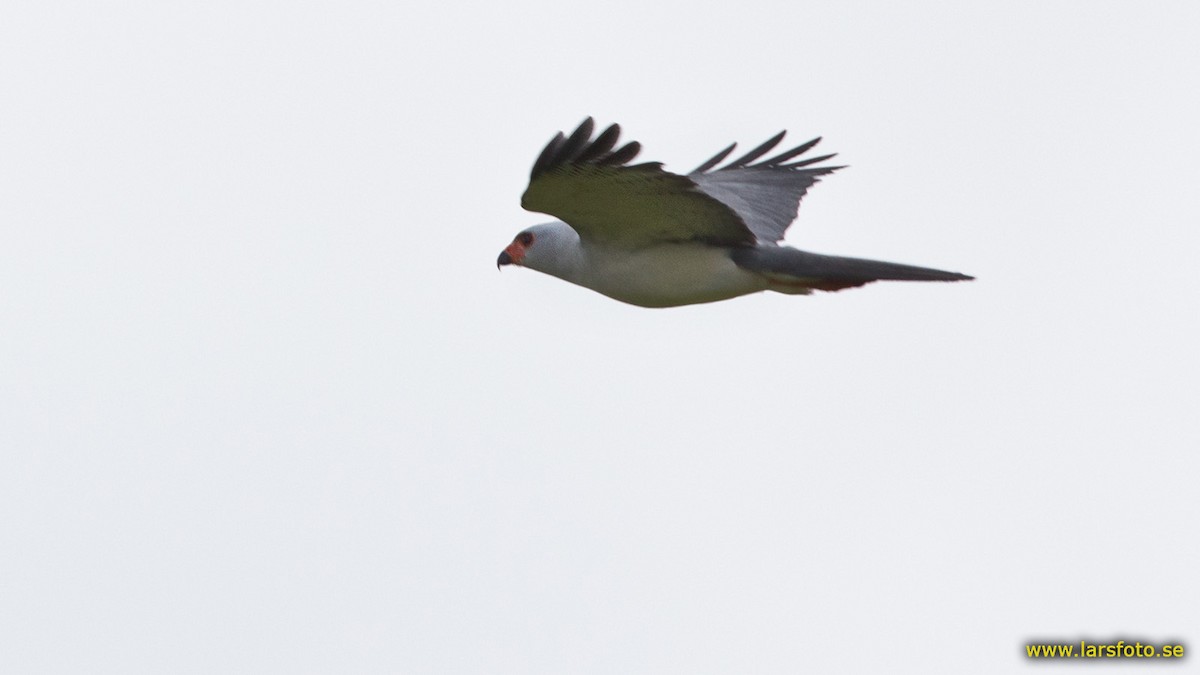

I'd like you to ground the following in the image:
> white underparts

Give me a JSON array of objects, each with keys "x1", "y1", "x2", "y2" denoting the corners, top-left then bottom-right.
[{"x1": 568, "y1": 242, "x2": 769, "y2": 308}]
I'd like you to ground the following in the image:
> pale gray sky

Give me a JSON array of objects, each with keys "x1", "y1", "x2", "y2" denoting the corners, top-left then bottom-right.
[{"x1": 2, "y1": 1, "x2": 1197, "y2": 673}]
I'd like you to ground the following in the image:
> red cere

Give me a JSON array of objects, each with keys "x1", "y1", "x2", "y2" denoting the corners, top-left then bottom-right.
[{"x1": 504, "y1": 239, "x2": 526, "y2": 264}]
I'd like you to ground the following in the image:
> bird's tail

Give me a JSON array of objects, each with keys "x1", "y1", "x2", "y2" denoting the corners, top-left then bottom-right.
[{"x1": 731, "y1": 246, "x2": 973, "y2": 293}]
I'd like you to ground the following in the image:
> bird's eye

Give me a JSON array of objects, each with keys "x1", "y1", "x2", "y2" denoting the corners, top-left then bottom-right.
[{"x1": 518, "y1": 232, "x2": 534, "y2": 246}]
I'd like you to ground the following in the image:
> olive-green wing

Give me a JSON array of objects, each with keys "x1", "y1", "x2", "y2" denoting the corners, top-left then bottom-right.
[{"x1": 520, "y1": 118, "x2": 756, "y2": 249}]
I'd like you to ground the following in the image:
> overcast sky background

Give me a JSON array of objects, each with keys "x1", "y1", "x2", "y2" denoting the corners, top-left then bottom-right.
[{"x1": 2, "y1": 2, "x2": 1197, "y2": 673}]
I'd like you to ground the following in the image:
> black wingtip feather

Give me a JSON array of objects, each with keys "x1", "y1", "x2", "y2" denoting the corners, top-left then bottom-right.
[
  {"x1": 723, "y1": 130, "x2": 787, "y2": 170},
  {"x1": 557, "y1": 117, "x2": 595, "y2": 165},
  {"x1": 783, "y1": 153, "x2": 838, "y2": 169},
  {"x1": 529, "y1": 119, "x2": 645, "y2": 178},
  {"x1": 576, "y1": 123, "x2": 621, "y2": 163},
  {"x1": 531, "y1": 119, "x2": 841, "y2": 180},
  {"x1": 598, "y1": 140, "x2": 641, "y2": 166},
  {"x1": 692, "y1": 132, "x2": 839, "y2": 174},
  {"x1": 691, "y1": 142, "x2": 737, "y2": 174},
  {"x1": 530, "y1": 131, "x2": 565, "y2": 179},
  {"x1": 762, "y1": 137, "x2": 822, "y2": 166}
]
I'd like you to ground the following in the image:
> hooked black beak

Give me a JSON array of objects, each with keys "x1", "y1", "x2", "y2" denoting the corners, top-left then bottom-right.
[{"x1": 497, "y1": 250, "x2": 512, "y2": 269}]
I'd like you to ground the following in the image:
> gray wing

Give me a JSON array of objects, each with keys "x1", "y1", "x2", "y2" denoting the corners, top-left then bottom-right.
[
  {"x1": 688, "y1": 132, "x2": 844, "y2": 244},
  {"x1": 521, "y1": 118, "x2": 757, "y2": 248}
]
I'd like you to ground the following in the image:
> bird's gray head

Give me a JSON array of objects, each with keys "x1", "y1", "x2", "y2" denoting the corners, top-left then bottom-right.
[{"x1": 496, "y1": 222, "x2": 581, "y2": 278}]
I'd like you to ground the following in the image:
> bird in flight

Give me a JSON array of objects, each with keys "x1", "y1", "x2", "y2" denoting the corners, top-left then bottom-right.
[{"x1": 498, "y1": 118, "x2": 972, "y2": 307}]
